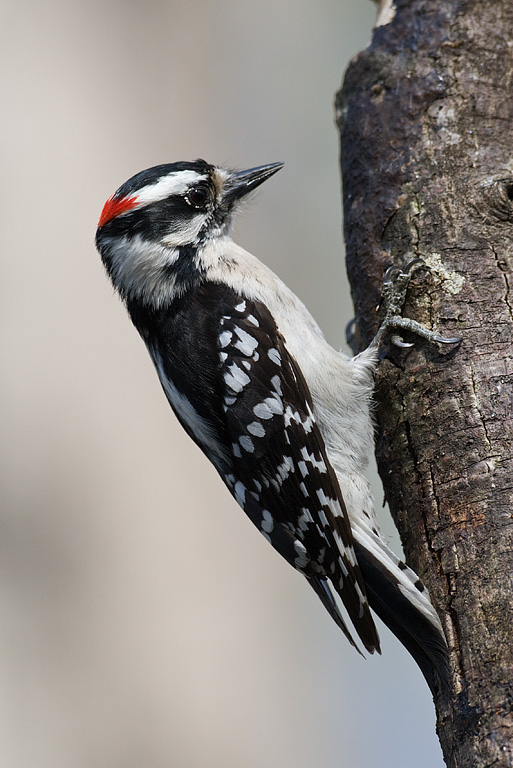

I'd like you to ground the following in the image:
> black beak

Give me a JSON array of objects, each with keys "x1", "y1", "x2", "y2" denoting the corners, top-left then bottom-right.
[{"x1": 224, "y1": 162, "x2": 283, "y2": 204}]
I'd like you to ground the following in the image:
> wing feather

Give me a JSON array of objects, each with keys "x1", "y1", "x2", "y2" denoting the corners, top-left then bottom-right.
[{"x1": 216, "y1": 292, "x2": 380, "y2": 653}]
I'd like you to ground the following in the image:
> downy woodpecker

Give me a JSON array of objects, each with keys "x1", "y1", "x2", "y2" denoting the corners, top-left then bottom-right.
[{"x1": 96, "y1": 160, "x2": 455, "y2": 694}]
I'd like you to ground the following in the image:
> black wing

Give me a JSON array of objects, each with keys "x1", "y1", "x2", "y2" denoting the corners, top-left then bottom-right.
[
  {"x1": 132, "y1": 283, "x2": 379, "y2": 653},
  {"x1": 214, "y1": 290, "x2": 380, "y2": 654}
]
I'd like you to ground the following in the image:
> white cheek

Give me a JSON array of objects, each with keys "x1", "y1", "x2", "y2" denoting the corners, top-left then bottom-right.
[
  {"x1": 107, "y1": 233, "x2": 179, "y2": 305},
  {"x1": 161, "y1": 213, "x2": 208, "y2": 247}
]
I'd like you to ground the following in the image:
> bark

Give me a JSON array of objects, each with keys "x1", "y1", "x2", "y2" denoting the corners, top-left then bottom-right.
[{"x1": 336, "y1": 1, "x2": 513, "y2": 766}]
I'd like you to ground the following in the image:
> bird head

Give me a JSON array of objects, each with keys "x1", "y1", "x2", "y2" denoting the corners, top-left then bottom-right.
[{"x1": 95, "y1": 160, "x2": 283, "y2": 307}]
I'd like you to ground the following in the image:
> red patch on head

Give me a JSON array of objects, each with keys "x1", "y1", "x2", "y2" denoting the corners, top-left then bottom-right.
[{"x1": 98, "y1": 194, "x2": 138, "y2": 227}]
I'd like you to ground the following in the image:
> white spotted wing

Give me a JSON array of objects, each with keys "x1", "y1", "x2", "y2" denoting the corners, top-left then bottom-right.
[{"x1": 217, "y1": 293, "x2": 380, "y2": 653}]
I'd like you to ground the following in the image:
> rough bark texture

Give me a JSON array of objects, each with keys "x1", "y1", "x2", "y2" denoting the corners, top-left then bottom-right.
[{"x1": 336, "y1": 1, "x2": 513, "y2": 766}]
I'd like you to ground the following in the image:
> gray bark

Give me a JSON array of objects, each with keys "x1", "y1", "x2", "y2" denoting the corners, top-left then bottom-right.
[{"x1": 336, "y1": 1, "x2": 513, "y2": 765}]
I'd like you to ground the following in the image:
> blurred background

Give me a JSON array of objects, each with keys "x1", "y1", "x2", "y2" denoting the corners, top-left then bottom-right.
[{"x1": 1, "y1": 1, "x2": 444, "y2": 766}]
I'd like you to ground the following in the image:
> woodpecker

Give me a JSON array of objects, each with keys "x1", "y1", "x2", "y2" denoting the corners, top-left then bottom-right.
[{"x1": 96, "y1": 160, "x2": 455, "y2": 694}]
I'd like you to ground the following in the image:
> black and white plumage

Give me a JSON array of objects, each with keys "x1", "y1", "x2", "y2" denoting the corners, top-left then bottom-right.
[{"x1": 96, "y1": 159, "x2": 450, "y2": 693}]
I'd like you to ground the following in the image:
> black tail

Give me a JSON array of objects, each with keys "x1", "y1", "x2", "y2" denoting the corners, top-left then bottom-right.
[{"x1": 354, "y1": 539, "x2": 450, "y2": 696}]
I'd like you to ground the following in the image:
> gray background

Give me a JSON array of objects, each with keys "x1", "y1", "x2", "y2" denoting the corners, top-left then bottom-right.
[{"x1": 2, "y1": 1, "x2": 444, "y2": 765}]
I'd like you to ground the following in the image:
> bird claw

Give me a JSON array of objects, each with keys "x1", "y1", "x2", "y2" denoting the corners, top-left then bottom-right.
[
  {"x1": 371, "y1": 256, "x2": 462, "y2": 350},
  {"x1": 345, "y1": 317, "x2": 360, "y2": 356},
  {"x1": 432, "y1": 334, "x2": 463, "y2": 345},
  {"x1": 383, "y1": 265, "x2": 401, "y2": 283},
  {"x1": 391, "y1": 335, "x2": 415, "y2": 349},
  {"x1": 403, "y1": 257, "x2": 424, "y2": 273},
  {"x1": 383, "y1": 258, "x2": 423, "y2": 285}
]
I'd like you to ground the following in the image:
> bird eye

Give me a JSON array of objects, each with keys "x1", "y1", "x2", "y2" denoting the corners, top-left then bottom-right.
[{"x1": 186, "y1": 186, "x2": 210, "y2": 209}]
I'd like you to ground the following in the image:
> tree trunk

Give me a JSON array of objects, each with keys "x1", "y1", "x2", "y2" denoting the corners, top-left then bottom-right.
[{"x1": 336, "y1": 1, "x2": 513, "y2": 765}]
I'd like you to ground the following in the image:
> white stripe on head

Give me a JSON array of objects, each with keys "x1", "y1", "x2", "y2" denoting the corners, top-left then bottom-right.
[{"x1": 134, "y1": 170, "x2": 208, "y2": 206}]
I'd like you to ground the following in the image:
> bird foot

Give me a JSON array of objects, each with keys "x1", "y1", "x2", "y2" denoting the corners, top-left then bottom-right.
[{"x1": 371, "y1": 258, "x2": 462, "y2": 350}]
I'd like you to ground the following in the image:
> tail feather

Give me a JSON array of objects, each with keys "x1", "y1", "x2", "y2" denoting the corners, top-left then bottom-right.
[
  {"x1": 308, "y1": 575, "x2": 381, "y2": 656},
  {"x1": 353, "y1": 533, "x2": 450, "y2": 696}
]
